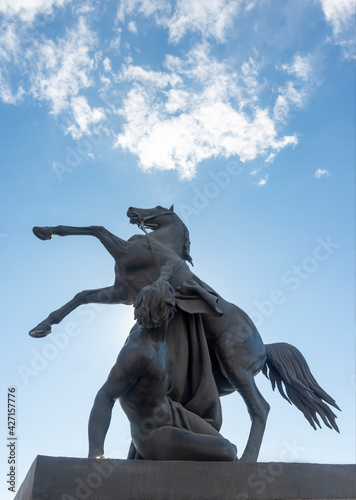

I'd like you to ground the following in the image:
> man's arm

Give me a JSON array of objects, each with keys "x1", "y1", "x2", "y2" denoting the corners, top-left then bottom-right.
[{"x1": 88, "y1": 335, "x2": 153, "y2": 457}]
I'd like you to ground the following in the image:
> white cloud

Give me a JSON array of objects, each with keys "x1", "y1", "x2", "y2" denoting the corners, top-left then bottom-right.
[
  {"x1": 257, "y1": 175, "x2": 268, "y2": 186},
  {"x1": 117, "y1": 0, "x2": 169, "y2": 23},
  {"x1": 319, "y1": 0, "x2": 355, "y2": 58},
  {"x1": 281, "y1": 53, "x2": 312, "y2": 81},
  {"x1": 66, "y1": 96, "x2": 105, "y2": 139},
  {"x1": 165, "y1": 88, "x2": 190, "y2": 114},
  {"x1": 315, "y1": 168, "x2": 330, "y2": 178},
  {"x1": 0, "y1": 1, "x2": 335, "y2": 180},
  {"x1": 163, "y1": 0, "x2": 241, "y2": 43},
  {"x1": 273, "y1": 53, "x2": 317, "y2": 123},
  {"x1": 103, "y1": 57, "x2": 112, "y2": 72},
  {"x1": 30, "y1": 17, "x2": 97, "y2": 115},
  {"x1": 273, "y1": 81, "x2": 305, "y2": 122},
  {"x1": 110, "y1": 29, "x2": 122, "y2": 52},
  {"x1": 128, "y1": 20, "x2": 138, "y2": 34},
  {"x1": 6, "y1": 16, "x2": 105, "y2": 138},
  {"x1": 240, "y1": 56, "x2": 264, "y2": 107},
  {"x1": 0, "y1": 22, "x2": 19, "y2": 61},
  {"x1": 115, "y1": 45, "x2": 298, "y2": 179},
  {"x1": 73, "y1": 4, "x2": 96, "y2": 15},
  {"x1": 0, "y1": 0, "x2": 69, "y2": 22},
  {"x1": 0, "y1": 21, "x2": 25, "y2": 103},
  {"x1": 116, "y1": 0, "x2": 257, "y2": 43},
  {"x1": 118, "y1": 62, "x2": 182, "y2": 88},
  {"x1": 0, "y1": 72, "x2": 25, "y2": 103},
  {"x1": 320, "y1": 0, "x2": 355, "y2": 35},
  {"x1": 265, "y1": 152, "x2": 276, "y2": 164}
]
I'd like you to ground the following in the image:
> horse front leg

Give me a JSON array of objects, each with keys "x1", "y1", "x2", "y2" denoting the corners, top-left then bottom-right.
[
  {"x1": 33, "y1": 225, "x2": 127, "y2": 260},
  {"x1": 33, "y1": 225, "x2": 110, "y2": 239},
  {"x1": 29, "y1": 285, "x2": 123, "y2": 338}
]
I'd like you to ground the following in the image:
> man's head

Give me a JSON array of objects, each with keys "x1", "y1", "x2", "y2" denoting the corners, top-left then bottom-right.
[{"x1": 134, "y1": 278, "x2": 176, "y2": 329}]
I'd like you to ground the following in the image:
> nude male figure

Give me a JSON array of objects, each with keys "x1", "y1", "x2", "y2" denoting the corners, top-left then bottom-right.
[{"x1": 88, "y1": 267, "x2": 237, "y2": 461}]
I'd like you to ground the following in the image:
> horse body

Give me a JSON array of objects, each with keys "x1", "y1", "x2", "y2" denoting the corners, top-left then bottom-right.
[
  {"x1": 112, "y1": 234, "x2": 184, "y2": 304},
  {"x1": 30, "y1": 205, "x2": 339, "y2": 462}
]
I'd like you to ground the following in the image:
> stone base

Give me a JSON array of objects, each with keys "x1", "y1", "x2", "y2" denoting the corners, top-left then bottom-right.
[{"x1": 15, "y1": 456, "x2": 356, "y2": 500}]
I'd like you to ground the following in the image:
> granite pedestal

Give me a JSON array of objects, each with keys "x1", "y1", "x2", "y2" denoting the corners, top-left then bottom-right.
[{"x1": 15, "y1": 455, "x2": 356, "y2": 500}]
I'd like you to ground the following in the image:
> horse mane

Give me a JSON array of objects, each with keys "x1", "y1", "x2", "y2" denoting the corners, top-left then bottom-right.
[
  {"x1": 140, "y1": 205, "x2": 193, "y2": 266},
  {"x1": 161, "y1": 206, "x2": 193, "y2": 265},
  {"x1": 181, "y1": 221, "x2": 193, "y2": 266}
]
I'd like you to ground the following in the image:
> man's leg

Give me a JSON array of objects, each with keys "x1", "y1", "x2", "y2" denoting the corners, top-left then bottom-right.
[{"x1": 137, "y1": 425, "x2": 237, "y2": 461}]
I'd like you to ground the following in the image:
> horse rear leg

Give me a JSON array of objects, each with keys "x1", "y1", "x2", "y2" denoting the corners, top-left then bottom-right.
[
  {"x1": 29, "y1": 285, "x2": 122, "y2": 338},
  {"x1": 228, "y1": 368, "x2": 270, "y2": 462},
  {"x1": 33, "y1": 225, "x2": 127, "y2": 260}
]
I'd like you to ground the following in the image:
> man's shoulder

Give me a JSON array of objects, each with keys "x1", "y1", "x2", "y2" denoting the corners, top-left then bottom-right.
[
  {"x1": 117, "y1": 333, "x2": 155, "y2": 379},
  {"x1": 128, "y1": 325, "x2": 150, "y2": 344},
  {"x1": 123, "y1": 327, "x2": 155, "y2": 360}
]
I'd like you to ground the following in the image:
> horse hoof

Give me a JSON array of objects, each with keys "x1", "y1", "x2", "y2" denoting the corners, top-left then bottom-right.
[
  {"x1": 33, "y1": 226, "x2": 53, "y2": 240},
  {"x1": 29, "y1": 323, "x2": 52, "y2": 338}
]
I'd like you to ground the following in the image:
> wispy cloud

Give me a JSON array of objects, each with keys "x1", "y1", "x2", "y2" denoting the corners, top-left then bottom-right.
[
  {"x1": 118, "y1": 62, "x2": 182, "y2": 88},
  {"x1": 116, "y1": 0, "x2": 257, "y2": 43},
  {"x1": 67, "y1": 96, "x2": 105, "y2": 139},
  {"x1": 103, "y1": 57, "x2": 112, "y2": 73},
  {"x1": 281, "y1": 53, "x2": 313, "y2": 81},
  {"x1": 273, "y1": 82, "x2": 305, "y2": 122},
  {"x1": 258, "y1": 175, "x2": 268, "y2": 186},
  {"x1": 0, "y1": 22, "x2": 19, "y2": 61},
  {"x1": 30, "y1": 17, "x2": 97, "y2": 115},
  {"x1": 0, "y1": 0, "x2": 352, "y2": 181},
  {"x1": 115, "y1": 44, "x2": 298, "y2": 178},
  {"x1": 0, "y1": 20, "x2": 25, "y2": 103},
  {"x1": 0, "y1": 14, "x2": 103, "y2": 138},
  {"x1": 319, "y1": 0, "x2": 355, "y2": 58},
  {"x1": 117, "y1": 0, "x2": 170, "y2": 23},
  {"x1": 320, "y1": 0, "x2": 355, "y2": 35},
  {"x1": 128, "y1": 20, "x2": 138, "y2": 34},
  {"x1": 315, "y1": 168, "x2": 330, "y2": 178},
  {"x1": 0, "y1": 74, "x2": 25, "y2": 104},
  {"x1": 162, "y1": 0, "x2": 242, "y2": 43},
  {"x1": 0, "y1": 0, "x2": 69, "y2": 22},
  {"x1": 273, "y1": 53, "x2": 317, "y2": 123}
]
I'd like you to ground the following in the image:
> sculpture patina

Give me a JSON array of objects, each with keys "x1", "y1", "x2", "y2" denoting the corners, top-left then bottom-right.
[
  {"x1": 88, "y1": 266, "x2": 237, "y2": 461},
  {"x1": 29, "y1": 205, "x2": 340, "y2": 462}
]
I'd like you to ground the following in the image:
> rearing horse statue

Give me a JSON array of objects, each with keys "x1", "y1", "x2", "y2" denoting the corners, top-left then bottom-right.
[{"x1": 30, "y1": 205, "x2": 340, "y2": 462}]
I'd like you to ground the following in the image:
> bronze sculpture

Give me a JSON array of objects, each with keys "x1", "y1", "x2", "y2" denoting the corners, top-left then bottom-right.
[
  {"x1": 88, "y1": 266, "x2": 237, "y2": 461},
  {"x1": 29, "y1": 205, "x2": 340, "y2": 462}
]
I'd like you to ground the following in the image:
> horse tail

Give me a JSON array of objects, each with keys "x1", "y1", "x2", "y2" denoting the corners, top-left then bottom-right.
[{"x1": 262, "y1": 342, "x2": 340, "y2": 432}]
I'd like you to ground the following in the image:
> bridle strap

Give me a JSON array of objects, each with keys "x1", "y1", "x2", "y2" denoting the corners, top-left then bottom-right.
[{"x1": 138, "y1": 211, "x2": 175, "y2": 225}]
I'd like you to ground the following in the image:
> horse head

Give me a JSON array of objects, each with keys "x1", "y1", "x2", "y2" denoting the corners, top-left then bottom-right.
[
  {"x1": 127, "y1": 205, "x2": 193, "y2": 265},
  {"x1": 127, "y1": 205, "x2": 175, "y2": 231}
]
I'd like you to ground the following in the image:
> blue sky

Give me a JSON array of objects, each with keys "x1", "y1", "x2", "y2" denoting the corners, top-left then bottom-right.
[{"x1": 1, "y1": 0, "x2": 355, "y2": 496}]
